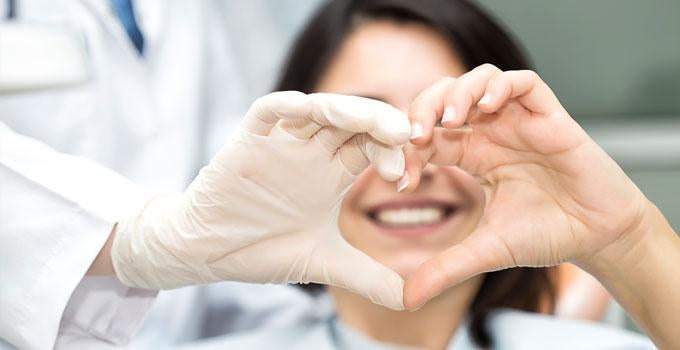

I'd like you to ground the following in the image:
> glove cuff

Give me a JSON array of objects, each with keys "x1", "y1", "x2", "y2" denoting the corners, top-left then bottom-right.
[{"x1": 111, "y1": 192, "x2": 192, "y2": 289}]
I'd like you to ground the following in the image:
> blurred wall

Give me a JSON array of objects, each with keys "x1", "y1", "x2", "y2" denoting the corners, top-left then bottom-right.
[
  {"x1": 218, "y1": 0, "x2": 322, "y2": 100},
  {"x1": 477, "y1": 0, "x2": 680, "y2": 120}
]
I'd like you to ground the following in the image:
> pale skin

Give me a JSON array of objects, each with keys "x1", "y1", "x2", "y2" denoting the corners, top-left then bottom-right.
[{"x1": 402, "y1": 64, "x2": 680, "y2": 348}]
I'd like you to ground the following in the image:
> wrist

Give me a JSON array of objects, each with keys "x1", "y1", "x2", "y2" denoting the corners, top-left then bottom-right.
[
  {"x1": 577, "y1": 199, "x2": 679, "y2": 348},
  {"x1": 86, "y1": 224, "x2": 117, "y2": 275},
  {"x1": 584, "y1": 199, "x2": 674, "y2": 276},
  {"x1": 111, "y1": 192, "x2": 191, "y2": 288}
]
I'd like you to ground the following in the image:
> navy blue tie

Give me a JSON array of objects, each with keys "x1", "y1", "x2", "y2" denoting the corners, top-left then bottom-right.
[{"x1": 111, "y1": 0, "x2": 145, "y2": 55}]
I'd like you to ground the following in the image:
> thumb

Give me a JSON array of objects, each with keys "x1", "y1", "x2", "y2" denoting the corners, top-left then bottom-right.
[
  {"x1": 404, "y1": 226, "x2": 512, "y2": 310},
  {"x1": 309, "y1": 231, "x2": 405, "y2": 310}
]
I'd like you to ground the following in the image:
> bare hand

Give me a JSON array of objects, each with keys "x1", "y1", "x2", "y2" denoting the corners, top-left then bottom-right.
[{"x1": 401, "y1": 64, "x2": 648, "y2": 309}]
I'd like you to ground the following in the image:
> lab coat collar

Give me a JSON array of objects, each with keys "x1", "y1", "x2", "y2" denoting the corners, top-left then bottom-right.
[
  {"x1": 322, "y1": 291, "x2": 475, "y2": 349},
  {"x1": 76, "y1": 0, "x2": 166, "y2": 58},
  {"x1": 328, "y1": 311, "x2": 473, "y2": 349}
]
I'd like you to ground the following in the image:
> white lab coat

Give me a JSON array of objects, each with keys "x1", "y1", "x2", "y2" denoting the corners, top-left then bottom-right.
[{"x1": 0, "y1": 0, "x2": 287, "y2": 348}]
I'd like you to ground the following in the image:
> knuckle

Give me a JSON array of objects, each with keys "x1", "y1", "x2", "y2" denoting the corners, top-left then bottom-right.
[
  {"x1": 477, "y1": 63, "x2": 500, "y2": 72},
  {"x1": 248, "y1": 97, "x2": 271, "y2": 120},
  {"x1": 438, "y1": 76, "x2": 457, "y2": 86},
  {"x1": 520, "y1": 69, "x2": 541, "y2": 82},
  {"x1": 456, "y1": 71, "x2": 474, "y2": 84},
  {"x1": 408, "y1": 99, "x2": 436, "y2": 121},
  {"x1": 487, "y1": 73, "x2": 504, "y2": 87},
  {"x1": 409, "y1": 92, "x2": 430, "y2": 112},
  {"x1": 251, "y1": 94, "x2": 269, "y2": 109},
  {"x1": 450, "y1": 82, "x2": 474, "y2": 105},
  {"x1": 407, "y1": 105, "x2": 430, "y2": 122}
]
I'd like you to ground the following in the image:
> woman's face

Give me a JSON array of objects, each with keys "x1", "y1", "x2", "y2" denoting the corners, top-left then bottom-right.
[{"x1": 317, "y1": 20, "x2": 485, "y2": 277}]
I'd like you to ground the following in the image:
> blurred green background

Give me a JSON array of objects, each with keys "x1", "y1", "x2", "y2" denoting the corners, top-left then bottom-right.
[{"x1": 478, "y1": 0, "x2": 680, "y2": 120}]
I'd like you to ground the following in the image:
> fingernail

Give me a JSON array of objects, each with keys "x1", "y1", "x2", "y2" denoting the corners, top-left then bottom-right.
[
  {"x1": 410, "y1": 123, "x2": 424, "y2": 140},
  {"x1": 478, "y1": 93, "x2": 492, "y2": 106},
  {"x1": 441, "y1": 106, "x2": 456, "y2": 124},
  {"x1": 397, "y1": 173, "x2": 410, "y2": 192}
]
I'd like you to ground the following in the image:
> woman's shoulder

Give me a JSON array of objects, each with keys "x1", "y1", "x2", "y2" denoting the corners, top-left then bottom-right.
[{"x1": 485, "y1": 309, "x2": 655, "y2": 349}]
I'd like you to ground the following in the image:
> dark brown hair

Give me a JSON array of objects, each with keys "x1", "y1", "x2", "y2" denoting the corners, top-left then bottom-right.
[{"x1": 274, "y1": 0, "x2": 555, "y2": 347}]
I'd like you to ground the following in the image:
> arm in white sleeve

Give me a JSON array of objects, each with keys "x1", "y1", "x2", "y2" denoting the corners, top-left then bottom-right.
[
  {"x1": 0, "y1": 122, "x2": 154, "y2": 349},
  {"x1": 56, "y1": 276, "x2": 157, "y2": 349}
]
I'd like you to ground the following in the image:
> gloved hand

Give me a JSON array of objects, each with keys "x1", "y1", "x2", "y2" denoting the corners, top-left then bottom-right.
[{"x1": 111, "y1": 91, "x2": 410, "y2": 310}]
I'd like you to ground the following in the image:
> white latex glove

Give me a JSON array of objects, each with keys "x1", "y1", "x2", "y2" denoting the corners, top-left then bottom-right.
[{"x1": 111, "y1": 91, "x2": 410, "y2": 310}]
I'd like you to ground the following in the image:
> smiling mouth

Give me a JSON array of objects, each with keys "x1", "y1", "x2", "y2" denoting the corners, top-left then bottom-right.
[{"x1": 366, "y1": 202, "x2": 459, "y2": 231}]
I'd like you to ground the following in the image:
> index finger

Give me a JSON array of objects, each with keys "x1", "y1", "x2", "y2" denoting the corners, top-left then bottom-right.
[
  {"x1": 407, "y1": 77, "x2": 456, "y2": 145},
  {"x1": 310, "y1": 93, "x2": 411, "y2": 146},
  {"x1": 242, "y1": 92, "x2": 412, "y2": 147}
]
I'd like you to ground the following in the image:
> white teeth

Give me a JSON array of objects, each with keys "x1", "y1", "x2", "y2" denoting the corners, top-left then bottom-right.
[{"x1": 375, "y1": 207, "x2": 446, "y2": 226}]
